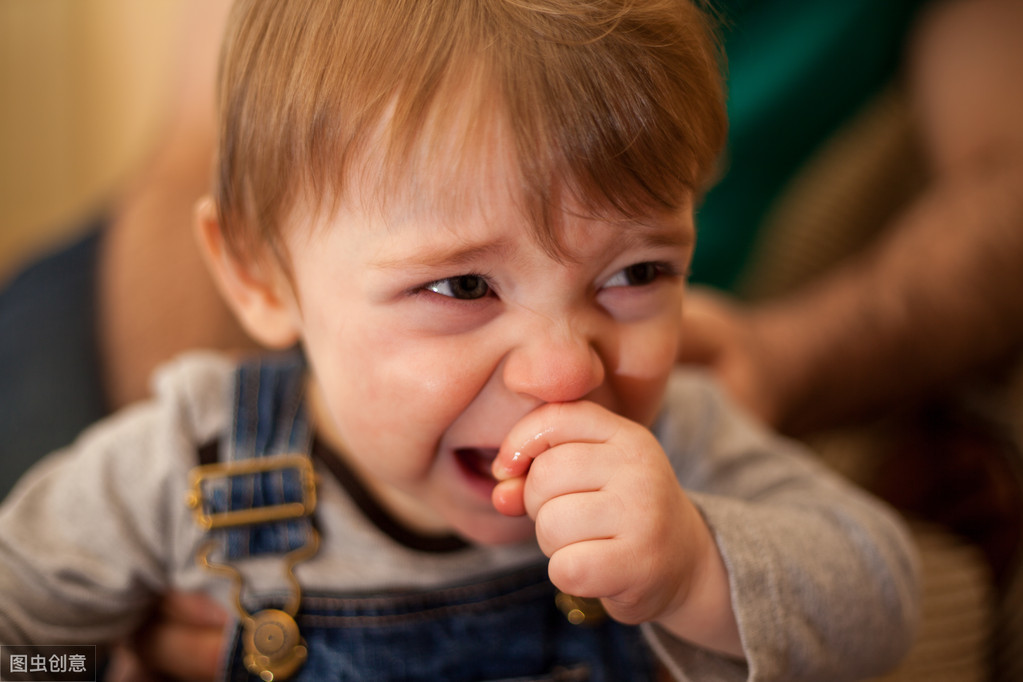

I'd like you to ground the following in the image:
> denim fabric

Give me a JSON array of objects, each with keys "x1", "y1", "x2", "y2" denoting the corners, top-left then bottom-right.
[
  {"x1": 200, "y1": 352, "x2": 315, "y2": 560},
  {"x1": 223, "y1": 564, "x2": 655, "y2": 682},
  {"x1": 228, "y1": 354, "x2": 311, "y2": 462},
  {"x1": 213, "y1": 354, "x2": 655, "y2": 681}
]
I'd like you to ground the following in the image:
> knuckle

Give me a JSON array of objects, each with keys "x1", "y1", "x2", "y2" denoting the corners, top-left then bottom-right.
[
  {"x1": 533, "y1": 508, "x2": 560, "y2": 556},
  {"x1": 549, "y1": 549, "x2": 592, "y2": 594}
]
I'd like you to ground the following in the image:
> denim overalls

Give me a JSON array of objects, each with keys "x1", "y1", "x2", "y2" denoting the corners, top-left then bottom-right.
[{"x1": 191, "y1": 353, "x2": 658, "y2": 681}]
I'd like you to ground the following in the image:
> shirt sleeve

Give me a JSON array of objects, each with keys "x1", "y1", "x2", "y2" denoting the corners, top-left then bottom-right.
[
  {"x1": 647, "y1": 370, "x2": 920, "y2": 682},
  {"x1": 0, "y1": 353, "x2": 230, "y2": 645}
]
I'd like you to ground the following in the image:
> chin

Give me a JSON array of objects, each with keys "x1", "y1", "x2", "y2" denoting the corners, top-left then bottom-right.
[{"x1": 454, "y1": 514, "x2": 537, "y2": 547}]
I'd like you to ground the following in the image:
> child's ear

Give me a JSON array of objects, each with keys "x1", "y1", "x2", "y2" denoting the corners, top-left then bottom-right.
[{"x1": 194, "y1": 197, "x2": 300, "y2": 349}]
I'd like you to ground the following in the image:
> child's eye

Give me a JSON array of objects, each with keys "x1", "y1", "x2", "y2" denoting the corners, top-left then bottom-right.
[
  {"x1": 604, "y1": 262, "x2": 674, "y2": 288},
  {"x1": 423, "y1": 274, "x2": 492, "y2": 300}
]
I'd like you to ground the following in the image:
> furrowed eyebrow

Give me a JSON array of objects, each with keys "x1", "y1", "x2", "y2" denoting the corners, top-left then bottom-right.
[
  {"x1": 371, "y1": 239, "x2": 509, "y2": 270},
  {"x1": 370, "y1": 217, "x2": 691, "y2": 271},
  {"x1": 613, "y1": 218, "x2": 695, "y2": 254},
  {"x1": 626, "y1": 228, "x2": 693, "y2": 252}
]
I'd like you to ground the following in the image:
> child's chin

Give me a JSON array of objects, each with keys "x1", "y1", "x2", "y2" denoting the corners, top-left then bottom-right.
[{"x1": 455, "y1": 515, "x2": 536, "y2": 547}]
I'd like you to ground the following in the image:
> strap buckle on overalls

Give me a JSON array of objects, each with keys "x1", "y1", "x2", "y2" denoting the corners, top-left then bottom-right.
[
  {"x1": 186, "y1": 351, "x2": 320, "y2": 681},
  {"x1": 187, "y1": 454, "x2": 317, "y2": 530},
  {"x1": 188, "y1": 453, "x2": 319, "y2": 682}
]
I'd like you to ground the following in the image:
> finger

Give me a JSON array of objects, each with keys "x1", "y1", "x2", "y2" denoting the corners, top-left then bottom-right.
[
  {"x1": 492, "y1": 476, "x2": 527, "y2": 517},
  {"x1": 521, "y1": 441, "x2": 615, "y2": 518},
  {"x1": 159, "y1": 591, "x2": 229, "y2": 628},
  {"x1": 492, "y1": 402, "x2": 618, "y2": 481},
  {"x1": 103, "y1": 646, "x2": 157, "y2": 682},
  {"x1": 135, "y1": 621, "x2": 225, "y2": 682},
  {"x1": 533, "y1": 490, "x2": 620, "y2": 557},
  {"x1": 678, "y1": 293, "x2": 734, "y2": 365},
  {"x1": 547, "y1": 538, "x2": 629, "y2": 600}
]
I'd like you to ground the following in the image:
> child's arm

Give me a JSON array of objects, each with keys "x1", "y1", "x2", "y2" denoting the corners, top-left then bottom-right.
[
  {"x1": 0, "y1": 410, "x2": 177, "y2": 644},
  {"x1": 0, "y1": 354, "x2": 230, "y2": 646},
  {"x1": 493, "y1": 373, "x2": 919, "y2": 681}
]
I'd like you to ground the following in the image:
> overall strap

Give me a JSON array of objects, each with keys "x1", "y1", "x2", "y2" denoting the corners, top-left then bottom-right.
[
  {"x1": 189, "y1": 351, "x2": 317, "y2": 561},
  {"x1": 188, "y1": 351, "x2": 320, "y2": 681},
  {"x1": 227, "y1": 351, "x2": 310, "y2": 463}
]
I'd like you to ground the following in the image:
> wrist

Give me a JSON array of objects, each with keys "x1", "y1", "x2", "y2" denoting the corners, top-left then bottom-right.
[{"x1": 653, "y1": 519, "x2": 743, "y2": 659}]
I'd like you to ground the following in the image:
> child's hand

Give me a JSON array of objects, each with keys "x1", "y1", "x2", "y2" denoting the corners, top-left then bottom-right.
[
  {"x1": 107, "y1": 591, "x2": 227, "y2": 682},
  {"x1": 492, "y1": 401, "x2": 742, "y2": 657}
]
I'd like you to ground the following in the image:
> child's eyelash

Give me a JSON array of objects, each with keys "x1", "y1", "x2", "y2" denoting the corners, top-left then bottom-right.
[
  {"x1": 414, "y1": 273, "x2": 495, "y2": 301},
  {"x1": 605, "y1": 260, "x2": 683, "y2": 287},
  {"x1": 651, "y1": 261, "x2": 684, "y2": 278}
]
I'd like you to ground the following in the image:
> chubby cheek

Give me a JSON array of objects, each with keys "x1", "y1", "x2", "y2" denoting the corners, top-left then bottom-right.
[{"x1": 309, "y1": 322, "x2": 494, "y2": 476}]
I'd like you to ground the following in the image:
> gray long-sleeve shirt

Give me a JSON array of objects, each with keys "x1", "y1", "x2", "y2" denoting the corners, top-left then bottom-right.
[{"x1": 0, "y1": 352, "x2": 918, "y2": 681}]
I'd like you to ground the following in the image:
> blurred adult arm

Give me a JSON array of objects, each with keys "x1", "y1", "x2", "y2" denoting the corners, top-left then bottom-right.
[
  {"x1": 680, "y1": 0, "x2": 1023, "y2": 434},
  {"x1": 94, "y1": 3, "x2": 238, "y2": 679},
  {"x1": 96, "y1": 0, "x2": 256, "y2": 412}
]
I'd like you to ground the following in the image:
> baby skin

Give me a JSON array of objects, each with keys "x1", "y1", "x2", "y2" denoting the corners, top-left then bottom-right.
[
  {"x1": 174, "y1": 103, "x2": 745, "y2": 672},
  {"x1": 493, "y1": 400, "x2": 740, "y2": 656},
  {"x1": 202, "y1": 198, "x2": 743, "y2": 660}
]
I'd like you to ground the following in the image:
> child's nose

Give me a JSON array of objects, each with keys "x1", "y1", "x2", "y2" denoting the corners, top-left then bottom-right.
[{"x1": 502, "y1": 322, "x2": 606, "y2": 404}]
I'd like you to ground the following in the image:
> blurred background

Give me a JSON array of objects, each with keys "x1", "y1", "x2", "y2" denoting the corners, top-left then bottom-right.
[{"x1": 0, "y1": 0, "x2": 182, "y2": 284}]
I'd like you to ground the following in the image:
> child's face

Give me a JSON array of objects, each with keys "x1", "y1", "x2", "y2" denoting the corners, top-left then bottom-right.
[{"x1": 275, "y1": 171, "x2": 692, "y2": 547}]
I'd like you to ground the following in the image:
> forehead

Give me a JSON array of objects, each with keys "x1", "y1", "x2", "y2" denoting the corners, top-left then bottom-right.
[
  {"x1": 323, "y1": 85, "x2": 695, "y2": 262},
  {"x1": 356, "y1": 211, "x2": 695, "y2": 293},
  {"x1": 350, "y1": 160, "x2": 695, "y2": 275},
  {"x1": 217, "y1": 0, "x2": 724, "y2": 268}
]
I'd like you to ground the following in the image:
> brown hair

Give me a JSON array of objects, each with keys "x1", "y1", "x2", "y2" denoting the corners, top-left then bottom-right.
[{"x1": 215, "y1": 0, "x2": 727, "y2": 262}]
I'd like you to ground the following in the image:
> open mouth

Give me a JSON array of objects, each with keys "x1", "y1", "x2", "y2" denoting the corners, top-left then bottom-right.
[{"x1": 454, "y1": 447, "x2": 499, "y2": 483}]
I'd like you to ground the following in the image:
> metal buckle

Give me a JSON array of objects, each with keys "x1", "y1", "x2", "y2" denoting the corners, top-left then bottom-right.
[
  {"x1": 197, "y1": 530, "x2": 321, "y2": 681},
  {"x1": 555, "y1": 592, "x2": 607, "y2": 626},
  {"x1": 186, "y1": 454, "x2": 317, "y2": 530}
]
